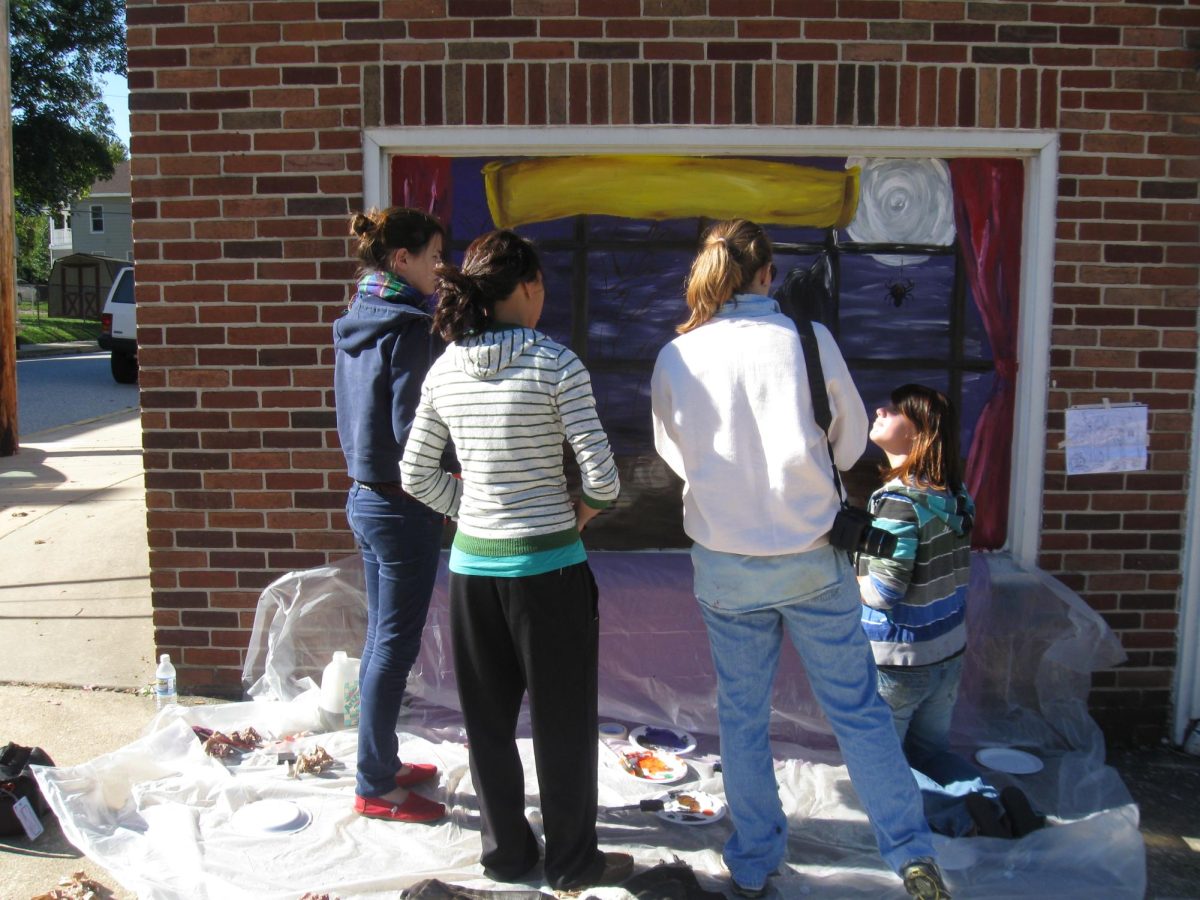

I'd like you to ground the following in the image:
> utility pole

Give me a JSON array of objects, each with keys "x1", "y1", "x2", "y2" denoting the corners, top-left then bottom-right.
[{"x1": 0, "y1": 0, "x2": 18, "y2": 456}]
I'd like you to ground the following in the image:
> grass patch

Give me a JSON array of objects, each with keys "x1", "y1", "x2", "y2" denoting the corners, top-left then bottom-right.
[{"x1": 16, "y1": 316, "x2": 101, "y2": 345}]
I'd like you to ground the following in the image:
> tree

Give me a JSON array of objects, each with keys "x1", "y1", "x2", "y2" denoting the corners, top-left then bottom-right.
[
  {"x1": 9, "y1": 0, "x2": 126, "y2": 215},
  {"x1": 14, "y1": 212, "x2": 50, "y2": 283}
]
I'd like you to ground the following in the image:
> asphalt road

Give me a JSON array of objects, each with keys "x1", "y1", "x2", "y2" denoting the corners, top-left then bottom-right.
[{"x1": 16, "y1": 352, "x2": 139, "y2": 436}]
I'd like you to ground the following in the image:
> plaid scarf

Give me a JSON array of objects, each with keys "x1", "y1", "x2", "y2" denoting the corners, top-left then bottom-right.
[{"x1": 355, "y1": 271, "x2": 426, "y2": 308}]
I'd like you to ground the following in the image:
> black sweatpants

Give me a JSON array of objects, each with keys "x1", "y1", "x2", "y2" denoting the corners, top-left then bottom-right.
[{"x1": 449, "y1": 562, "x2": 605, "y2": 889}]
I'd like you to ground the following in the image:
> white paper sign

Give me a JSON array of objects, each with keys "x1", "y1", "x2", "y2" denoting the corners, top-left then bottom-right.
[{"x1": 1065, "y1": 404, "x2": 1148, "y2": 476}]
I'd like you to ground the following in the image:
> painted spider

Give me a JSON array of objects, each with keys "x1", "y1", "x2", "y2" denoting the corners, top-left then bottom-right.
[{"x1": 884, "y1": 278, "x2": 915, "y2": 307}]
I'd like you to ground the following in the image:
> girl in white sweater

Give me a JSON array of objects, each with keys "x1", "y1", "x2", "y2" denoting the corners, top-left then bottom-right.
[{"x1": 651, "y1": 219, "x2": 949, "y2": 900}]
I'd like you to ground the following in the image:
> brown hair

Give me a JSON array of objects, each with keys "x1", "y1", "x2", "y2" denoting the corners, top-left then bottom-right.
[
  {"x1": 349, "y1": 206, "x2": 444, "y2": 274},
  {"x1": 883, "y1": 383, "x2": 962, "y2": 491},
  {"x1": 678, "y1": 219, "x2": 773, "y2": 334},
  {"x1": 432, "y1": 230, "x2": 542, "y2": 342}
]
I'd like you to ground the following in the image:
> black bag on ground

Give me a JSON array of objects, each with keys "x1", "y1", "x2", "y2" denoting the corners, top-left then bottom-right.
[{"x1": 0, "y1": 742, "x2": 55, "y2": 837}]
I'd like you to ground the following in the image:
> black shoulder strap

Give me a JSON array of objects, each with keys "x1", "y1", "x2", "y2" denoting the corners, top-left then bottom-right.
[
  {"x1": 793, "y1": 313, "x2": 830, "y2": 435},
  {"x1": 790, "y1": 311, "x2": 846, "y2": 504}
]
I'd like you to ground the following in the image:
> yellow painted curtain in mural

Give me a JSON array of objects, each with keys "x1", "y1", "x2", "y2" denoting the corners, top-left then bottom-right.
[{"x1": 483, "y1": 155, "x2": 860, "y2": 229}]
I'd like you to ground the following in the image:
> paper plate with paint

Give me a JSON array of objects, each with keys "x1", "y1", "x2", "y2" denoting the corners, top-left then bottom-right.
[
  {"x1": 629, "y1": 725, "x2": 697, "y2": 756},
  {"x1": 975, "y1": 747, "x2": 1044, "y2": 775},
  {"x1": 618, "y1": 749, "x2": 688, "y2": 783},
  {"x1": 654, "y1": 789, "x2": 726, "y2": 826}
]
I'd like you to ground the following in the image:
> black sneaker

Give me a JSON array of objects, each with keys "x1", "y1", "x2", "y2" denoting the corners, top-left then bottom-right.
[
  {"x1": 590, "y1": 852, "x2": 634, "y2": 887},
  {"x1": 901, "y1": 858, "x2": 952, "y2": 900},
  {"x1": 965, "y1": 791, "x2": 1012, "y2": 838},
  {"x1": 999, "y1": 786, "x2": 1046, "y2": 838}
]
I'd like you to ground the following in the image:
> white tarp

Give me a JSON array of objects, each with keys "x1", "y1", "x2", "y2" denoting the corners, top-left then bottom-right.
[{"x1": 36, "y1": 552, "x2": 1144, "y2": 898}]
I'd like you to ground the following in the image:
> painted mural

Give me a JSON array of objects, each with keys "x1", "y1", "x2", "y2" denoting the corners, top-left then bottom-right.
[{"x1": 390, "y1": 154, "x2": 1021, "y2": 551}]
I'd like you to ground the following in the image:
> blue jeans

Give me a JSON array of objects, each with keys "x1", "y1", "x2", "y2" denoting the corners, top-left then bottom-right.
[
  {"x1": 696, "y1": 546, "x2": 935, "y2": 890},
  {"x1": 346, "y1": 483, "x2": 444, "y2": 797},
  {"x1": 878, "y1": 655, "x2": 997, "y2": 837}
]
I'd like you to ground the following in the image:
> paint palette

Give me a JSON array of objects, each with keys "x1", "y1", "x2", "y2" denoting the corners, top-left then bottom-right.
[
  {"x1": 618, "y1": 748, "x2": 688, "y2": 783},
  {"x1": 654, "y1": 789, "x2": 726, "y2": 826},
  {"x1": 630, "y1": 725, "x2": 697, "y2": 756}
]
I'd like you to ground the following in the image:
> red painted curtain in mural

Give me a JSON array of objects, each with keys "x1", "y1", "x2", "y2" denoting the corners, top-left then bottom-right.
[
  {"x1": 390, "y1": 156, "x2": 453, "y2": 225},
  {"x1": 950, "y1": 158, "x2": 1023, "y2": 550}
]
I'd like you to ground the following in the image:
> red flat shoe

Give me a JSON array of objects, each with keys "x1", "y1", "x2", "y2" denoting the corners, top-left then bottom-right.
[
  {"x1": 395, "y1": 762, "x2": 438, "y2": 788},
  {"x1": 354, "y1": 792, "x2": 445, "y2": 823}
]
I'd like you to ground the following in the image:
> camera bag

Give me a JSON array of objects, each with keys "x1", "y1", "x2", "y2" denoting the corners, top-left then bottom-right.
[{"x1": 0, "y1": 742, "x2": 55, "y2": 837}]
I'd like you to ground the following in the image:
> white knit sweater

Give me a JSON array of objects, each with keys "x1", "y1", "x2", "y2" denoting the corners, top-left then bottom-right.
[
  {"x1": 651, "y1": 293, "x2": 868, "y2": 556},
  {"x1": 401, "y1": 325, "x2": 619, "y2": 555}
]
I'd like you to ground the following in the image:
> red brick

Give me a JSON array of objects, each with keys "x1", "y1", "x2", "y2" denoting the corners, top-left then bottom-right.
[
  {"x1": 806, "y1": 20, "x2": 868, "y2": 40},
  {"x1": 917, "y1": 65, "x2": 937, "y2": 126},
  {"x1": 579, "y1": 0, "x2": 638, "y2": 13},
  {"x1": 608, "y1": 18, "x2": 670, "y2": 38}
]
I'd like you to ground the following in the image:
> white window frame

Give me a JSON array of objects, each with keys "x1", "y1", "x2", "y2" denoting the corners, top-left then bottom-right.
[
  {"x1": 1177, "y1": 373, "x2": 1200, "y2": 744},
  {"x1": 90, "y1": 204, "x2": 105, "y2": 233},
  {"x1": 362, "y1": 126, "x2": 1058, "y2": 567}
]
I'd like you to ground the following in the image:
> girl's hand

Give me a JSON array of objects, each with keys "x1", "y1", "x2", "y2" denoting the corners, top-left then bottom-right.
[{"x1": 575, "y1": 498, "x2": 601, "y2": 532}]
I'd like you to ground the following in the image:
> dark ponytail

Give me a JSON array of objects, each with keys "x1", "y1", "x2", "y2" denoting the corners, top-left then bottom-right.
[
  {"x1": 433, "y1": 230, "x2": 541, "y2": 342},
  {"x1": 350, "y1": 207, "x2": 444, "y2": 274}
]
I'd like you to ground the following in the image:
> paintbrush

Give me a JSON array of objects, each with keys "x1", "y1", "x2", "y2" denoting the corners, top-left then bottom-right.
[{"x1": 608, "y1": 797, "x2": 667, "y2": 813}]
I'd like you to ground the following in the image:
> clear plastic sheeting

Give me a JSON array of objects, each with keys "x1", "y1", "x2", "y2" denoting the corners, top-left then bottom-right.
[
  {"x1": 242, "y1": 558, "x2": 369, "y2": 703},
  {"x1": 35, "y1": 551, "x2": 1143, "y2": 899}
]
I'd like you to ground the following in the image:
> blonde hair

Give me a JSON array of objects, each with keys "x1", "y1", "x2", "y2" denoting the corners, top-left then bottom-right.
[{"x1": 679, "y1": 219, "x2": 773, "y2": 334}]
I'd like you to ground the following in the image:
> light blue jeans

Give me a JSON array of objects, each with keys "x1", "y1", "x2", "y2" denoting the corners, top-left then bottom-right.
[
  {"x1": 878, "y1": 654, "x2": 999, "y2": 837},
  {"x1": 696, "y1": 545, "x2": 935, "y2": 891}
]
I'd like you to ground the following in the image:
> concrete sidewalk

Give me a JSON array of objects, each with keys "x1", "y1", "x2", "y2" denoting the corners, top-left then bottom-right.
[
  {"x1": 0, "y1": 410, "x2": 158, "y2": 898},
  {"x1": 0, "y1": 410, "x2": 155, "y2": 689}
]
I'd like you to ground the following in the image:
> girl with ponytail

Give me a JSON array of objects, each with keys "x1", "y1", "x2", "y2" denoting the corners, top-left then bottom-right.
[
  {"x1": 401, "y1": 229, "x2": 631, "y2": 891},
  {"x1": 651, "y1": 221, "x2": 949, "y2": 898},
  {"x1": 333, "y1": 207, "x2": 449, "y2": 824}
]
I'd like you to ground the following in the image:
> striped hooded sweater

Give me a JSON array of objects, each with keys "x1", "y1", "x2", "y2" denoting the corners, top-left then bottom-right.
[
  {"x1": 857, "y1": 480, "x2": 974, "y2": 666},
  {"x1": 400, "y1": 324, "x2": 619, "y2": 557}
]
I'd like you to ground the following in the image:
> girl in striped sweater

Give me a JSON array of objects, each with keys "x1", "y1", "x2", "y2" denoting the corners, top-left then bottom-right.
[
  {"x1": 860, "y1": 384, "x2": 1043, "y2": 839},
  {"x1": 400, "y1": 230, "x2": 630, "y2": 890}
]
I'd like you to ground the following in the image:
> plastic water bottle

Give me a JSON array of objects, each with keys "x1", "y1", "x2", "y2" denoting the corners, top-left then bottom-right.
[{"x1": 155, "y1": 653, "x2": 178, "y2": 709}]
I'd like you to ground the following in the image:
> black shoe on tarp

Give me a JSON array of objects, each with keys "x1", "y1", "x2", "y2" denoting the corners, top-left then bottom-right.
[{"x1": 1000, "y1": 785, "x2": 1047, "y2": 837}]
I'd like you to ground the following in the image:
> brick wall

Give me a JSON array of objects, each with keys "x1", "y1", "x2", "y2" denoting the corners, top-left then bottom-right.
[{"x1": 126, "y1": 0, "x2": 1199, "y2": 743}]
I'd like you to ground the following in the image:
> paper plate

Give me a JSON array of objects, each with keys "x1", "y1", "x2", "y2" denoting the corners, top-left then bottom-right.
[
  {"x1": 630, "y1": 725, "x2": 697, "y2": 756},
  {"x1": 618, "y1": 749, "x2": 688, "y2": 783},
  {"x1": 230, "y1": 799, "x2": 312, "y2": 835},
  {"x1": 975, "y1": 747, "x2": 1044, "y2": 775},
  {"x1": 654, "y1": 789, "x2": 726, "y2": 826}
]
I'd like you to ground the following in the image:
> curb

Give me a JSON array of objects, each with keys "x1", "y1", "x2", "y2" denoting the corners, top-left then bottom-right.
[{"x1": 15, "y1": 341, "x2": 102, "y2": 360}]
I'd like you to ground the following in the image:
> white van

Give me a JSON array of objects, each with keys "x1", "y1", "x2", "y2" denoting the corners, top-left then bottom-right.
[{"x1": 98, "y1": 267, "x2": 136, "y2": 383}]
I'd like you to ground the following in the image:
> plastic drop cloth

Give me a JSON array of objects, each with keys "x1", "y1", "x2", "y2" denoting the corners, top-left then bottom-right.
[{"x1": 35, "y1": 551, "x2": 1144, "y2": 899}]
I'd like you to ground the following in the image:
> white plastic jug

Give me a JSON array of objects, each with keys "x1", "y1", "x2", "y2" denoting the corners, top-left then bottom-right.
[{"x1": 319, "y1": 651, "x2": 361, "y2": 730}]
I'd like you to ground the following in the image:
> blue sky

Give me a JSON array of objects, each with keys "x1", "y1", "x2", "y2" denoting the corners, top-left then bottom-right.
[{"x1": 102, "y1": 72, "x2": 130, "y2": 148}]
